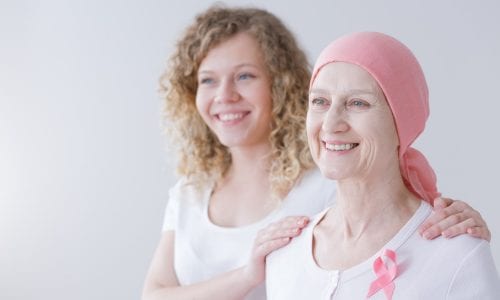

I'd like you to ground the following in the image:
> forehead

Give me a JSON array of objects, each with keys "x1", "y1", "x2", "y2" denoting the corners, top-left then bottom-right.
[
  {"x1": 199, "y1": 33, "x2": 265, "y2": 69},
  {"x1": 311, "y1": 62, "x2": 381, "y2": 95}
]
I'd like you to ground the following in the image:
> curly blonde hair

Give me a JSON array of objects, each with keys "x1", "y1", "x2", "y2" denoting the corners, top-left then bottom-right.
[{"x1": 161, "y1": 5, "x2": 314, "y2": 198}]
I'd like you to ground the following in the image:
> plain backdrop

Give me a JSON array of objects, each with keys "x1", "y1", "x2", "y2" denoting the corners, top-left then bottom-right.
[{"x1": 1, "y1": 0, "x2": 499, "y2": 299}]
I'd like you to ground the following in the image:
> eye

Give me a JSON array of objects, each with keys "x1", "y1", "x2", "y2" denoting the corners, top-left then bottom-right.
[
  {"x1": 199, "y1": 77, "x2": 214, "y2": 85},
  {"x1": 238, "y1": 72, "x2": 255, "y2": 80},
  {"x1": 311, "y1": 97, "x2": 328, "y2": 106},
  {"x1": 347, "y1": 98, "x2": 370, "y2": 109}
]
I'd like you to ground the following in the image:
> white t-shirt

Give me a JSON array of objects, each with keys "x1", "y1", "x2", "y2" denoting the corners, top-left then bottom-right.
[
  {"x1": 266, "y1": 201, "x2": 500, "y2": 299},
  {"x1": 162, "y1": 168, "x2": 337, "y2": 300}
]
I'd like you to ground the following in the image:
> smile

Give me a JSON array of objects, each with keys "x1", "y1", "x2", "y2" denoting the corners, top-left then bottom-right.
[
  {"x1": 324, "y1": 143, "x2": 359, "y2": 151},
  {"x1": 216, "y1": 112, "x2": 248, "y2": 122}
]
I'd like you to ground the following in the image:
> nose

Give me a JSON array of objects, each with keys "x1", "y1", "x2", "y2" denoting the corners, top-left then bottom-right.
[
  {"x1": 214, "y1": 79, "x2": 240, "y2": 103},
  {"x1": 322, "y1": 105, "x2": 349, "y2": 133}
]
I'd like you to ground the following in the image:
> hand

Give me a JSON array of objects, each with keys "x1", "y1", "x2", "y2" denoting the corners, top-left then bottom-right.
[
  {"x1": 243, "y1": 216, "x2": 310, "y2": 287},
  {"x1": 419, "y1": 197, "x2": 490, "y2": 241}
]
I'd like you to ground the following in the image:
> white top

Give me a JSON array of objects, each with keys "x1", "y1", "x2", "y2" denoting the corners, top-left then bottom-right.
[
  {"x1": 162, "y1": 168, "x2": 337, "y2": 300},
  {"x1": 266, "y1": 201, "x2": 500, "y2": 300}
]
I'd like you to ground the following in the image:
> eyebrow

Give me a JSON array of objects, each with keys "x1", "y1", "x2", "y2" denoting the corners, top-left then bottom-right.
[
  {"x1": 198, "y1": 63, "x2": 260, "y2": 74},
  {"x1": 235, "y1": 63, "x2": 260, "y2": 69}
]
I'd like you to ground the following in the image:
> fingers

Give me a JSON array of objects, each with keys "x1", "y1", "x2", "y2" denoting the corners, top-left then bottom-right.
[
  {"x1": 419, "y1": 198, "x2": 462, "y2": 236},
  {"x1": 419, "y1": 199, "x2": 466, "y2": 238},
  {"x1": 419, "y1": 211, "x2": 463, "y2": 240},
  {"x1": 245, "y1": 234, "x2": 295, "y2": 286},
  {"x1": 254, "y1": 226, "x2": 301, "y2": 245},
  {"x1": 253, "y1": 237, "x2": 292, "y2": 262},
  {"x1": 419, "y1": 207, "x2": 454, "y2": 238},
  {"x1": 420, "y1": 198, "x2": 490, "y2": 241},
  {"x1": 440, "y1": 215, "x2": 479, "y2": 238},
  {"x1": 467, "y1": 227, "x2": 492, "y2": 242},
  {"x1": 432, "y1": 197, "x2": 453, "y2": 210},
  {"x1": 254, "y1": 216, "x2": 309, "y2": 245},
  {"x1": 253, "y1": 216, "x2": 309, "y2": 258},
  {"x1": 442, "y1": 218, "x2": 491, "y2": 241}
]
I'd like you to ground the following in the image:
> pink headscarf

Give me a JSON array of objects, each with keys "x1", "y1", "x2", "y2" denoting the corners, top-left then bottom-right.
[{"x1": 311, "y1": 32, "x2": 440, "y2": 204}]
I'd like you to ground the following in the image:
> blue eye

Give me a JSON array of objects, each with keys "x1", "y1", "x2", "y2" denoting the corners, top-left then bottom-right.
[
  {"x1": 238, "y1": 73, "x2": 255, "y2": 80},
  {"x1": 348, "y1": 99, "x2": 370, "y2": 109},
  {"x1": 311, "y1": 98, "x2": 327, "y2": 106},
  {"x1": 199, "y1": 77, "x2": 214, "y2": 85}
]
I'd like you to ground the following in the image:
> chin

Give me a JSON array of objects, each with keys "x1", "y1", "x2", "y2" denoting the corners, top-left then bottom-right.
[
  {"x1": 216, "y1": 134, "x2": 244, "y2": 146},
  {"x1": 218, "y1": 139, "x2": 242, "y2": 148},
  {"x1": 319, "y1": 167, "x2": 345, "y2": 180}
]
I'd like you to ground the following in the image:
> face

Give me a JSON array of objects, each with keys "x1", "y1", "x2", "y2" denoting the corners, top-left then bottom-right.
[
  {"x1": 195, "y1": 33, "x2": 273, "y2": 149},
  {"x1": 307, "y1": 62, "x2": 399, "y2": 181}
]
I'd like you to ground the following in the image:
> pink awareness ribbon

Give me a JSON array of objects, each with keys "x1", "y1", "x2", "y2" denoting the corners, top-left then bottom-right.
[{"x1": 366, "y1": 249, "x2": 398, "y2": 299}]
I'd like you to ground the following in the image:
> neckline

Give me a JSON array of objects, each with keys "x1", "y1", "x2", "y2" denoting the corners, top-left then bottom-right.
[
  {"x1": 305, "y1": 201, "x2": 432, "y2": 281},
  {"x1": 202, "y1": 168, "x2": 319, "y2": 232},
  {"x1": 202, "y1": 179, "x2": 282, "y2": 232}
]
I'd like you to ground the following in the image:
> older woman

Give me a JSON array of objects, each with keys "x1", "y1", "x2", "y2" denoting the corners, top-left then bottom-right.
[{"x1": 266, "y1": 32, "x2": 500, "y2": 299}]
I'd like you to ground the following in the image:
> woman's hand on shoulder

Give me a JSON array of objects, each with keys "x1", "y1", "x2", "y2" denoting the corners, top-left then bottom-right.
[
  {"x1": 243, "y1": 216, "x2": 309, "y2": 286},
  {"x1": 419, "y1": 197, "x2": 491, "y2": 241}
]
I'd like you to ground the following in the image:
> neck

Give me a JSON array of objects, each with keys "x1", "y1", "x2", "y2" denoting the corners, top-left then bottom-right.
[
  {"x1": 325, "y1": 162, "x2": 420, "y2": 241},
  {"x1": 208, "y1": 142, "x2": 276, "y2": 227},
  {"x1": 224, "y1": 142, "x2": 272, "y2": 184}
]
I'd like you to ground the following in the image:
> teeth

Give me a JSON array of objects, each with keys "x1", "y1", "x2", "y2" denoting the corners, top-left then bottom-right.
[
  {"x1": 325, "y1": 143, "x2": 357, "y2": 151},
  {"x1": 219, "y1": 113, "x2": 244, "y2": 121}
]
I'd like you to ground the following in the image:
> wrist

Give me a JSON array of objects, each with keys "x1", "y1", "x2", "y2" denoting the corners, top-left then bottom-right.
[{"x1": 239, "y1": 265, "x2": 263, "y2": 290}]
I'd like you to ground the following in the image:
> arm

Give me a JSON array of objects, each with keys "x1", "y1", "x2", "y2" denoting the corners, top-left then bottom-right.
[
  {"x1": 142, "y1": 216, "x2": 309, "y2": 300},
  {"x1": 142, "y1": 231, "x2": 256, "y2": 300},
  {"x1": 419, "y1": 197, "x2": 491, "y2": 241}
]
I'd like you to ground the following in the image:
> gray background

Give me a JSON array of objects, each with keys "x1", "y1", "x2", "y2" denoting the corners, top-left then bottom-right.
[{"x1": 1, "y1": 0, "x2": 499, "y2": 299}]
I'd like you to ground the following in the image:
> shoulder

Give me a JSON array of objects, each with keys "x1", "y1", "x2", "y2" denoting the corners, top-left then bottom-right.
[
  {"x1": 426, "y1": 233, "x2": 490, "y2": 262},
  {"x1": 405, "y1": 215, "x2": 491, "y2": 270},
  {"x1": 265, "y1": 222, "x2": 309, "y2": 291},
  {"x1": 162, "y1": 176, "x2": 214, "y2": 231},
  {"x1": 267, "y1": 209, "x2": 326, "y2": 269},
  {"x1": 406, "y1": 232, "x2": 500, "y2": 296},
  {"x1": 168, "y1": 176, "x2": 214, "y2": 205},
  {"x1": 442, "y1": 237, "x2": 500, "y2": 297},
  {"x1": 440, "y1": 236, "x2": 498, "y2": 277},
  {"x1": 266, "y1": 210, "x2": 329, "y2": 298},
  {"x1": 164, "y1": 176, "x2": 213, "y2": 221}
]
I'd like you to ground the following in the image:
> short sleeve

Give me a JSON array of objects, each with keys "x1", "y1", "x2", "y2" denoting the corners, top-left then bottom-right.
[
  {"x1": 161, "y1": 179, "x2": 183, "y2": 231},
  {"x1": 447, "y1": 241, "x2": 500, "y2": 299}
]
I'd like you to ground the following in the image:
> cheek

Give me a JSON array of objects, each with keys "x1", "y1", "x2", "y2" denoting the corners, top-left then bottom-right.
[
  {"x1": 366, "y1": 119, "x2": 399, "y2": 156},
  {"x1": 306, "y1": 111, "x2": 323, "y2": 134},
  {"x1": 306, "y1": 114, "x2": 322, "y2": 151},
  {"x1": 362, "y1": 107, "x2": 399, "y2": 145},
  {"x1": 378, "y1": 116, "x2": 399, "y2": 149},
  {"x1": 262, "y1": 95, "x2": 273, "y2": 119},
  {"x1": 256, "y1": 86, "x2": 273, "y2": 112},
  {"x1": 195, "y1": 92, "x2": 209, "y2": 117},
  {"x1": 194, "y1": 100, "x2": 213, "y2": 131},
  {"x1": 305, "y1": 114, "x2": 314, "y2": 142}
]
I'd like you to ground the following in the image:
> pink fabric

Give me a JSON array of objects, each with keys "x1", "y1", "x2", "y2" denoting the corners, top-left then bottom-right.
[
  {"x1": 366, "y1": 249, "x2": 398, "y2": 299},
  {"x1": 310, "y1": 32, "x2": 440, "y2": 204}
]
